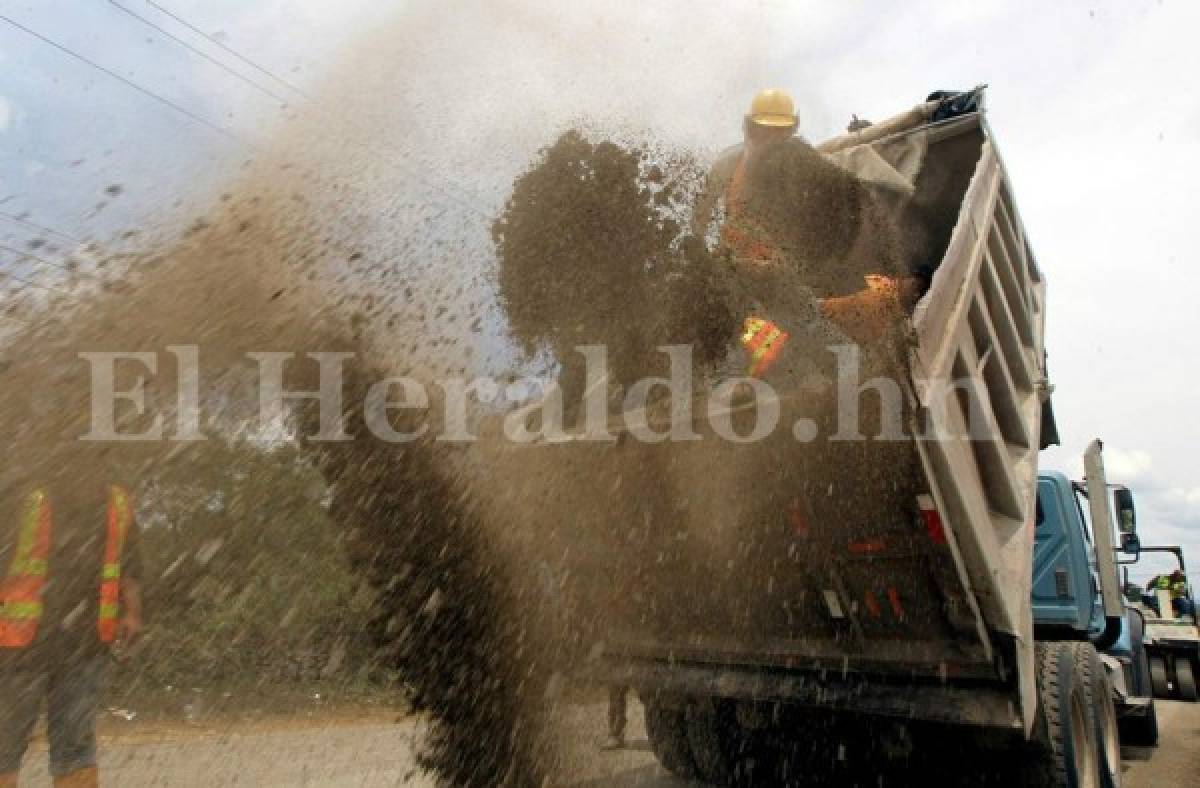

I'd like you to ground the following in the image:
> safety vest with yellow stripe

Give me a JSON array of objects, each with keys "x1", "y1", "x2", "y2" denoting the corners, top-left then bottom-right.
[
  {"x1": 718, "y1": 152, "x2": 783, "y2": 265},
  {"x1": 0, "y1": 486, "x2": 133, "y2": 649},
  {"x1": 717, "y1": 152, "x2": 909, "y2": 374},
  {"x1": 741, "y1": 317, "x2": 789, "y2": 377},
  {"x1": 719, "y1": 155, "x2": 789, "y2": 377}
]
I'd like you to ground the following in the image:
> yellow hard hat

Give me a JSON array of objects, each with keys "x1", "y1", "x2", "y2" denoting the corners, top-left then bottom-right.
[{"x1": 747, "y1": 89, "x2": 797, "y2": 128}]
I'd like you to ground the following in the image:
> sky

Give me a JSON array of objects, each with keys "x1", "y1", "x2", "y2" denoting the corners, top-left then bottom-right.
[{"x1": 1, "y1": 0, "x2": 1198, "y2": 580}]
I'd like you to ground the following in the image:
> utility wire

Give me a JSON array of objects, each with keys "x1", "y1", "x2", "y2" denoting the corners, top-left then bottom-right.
[
  {"x1": 146, "y1": 1, "x2": 309, "y2": 99},
  {"x1": 0, "y1": 212, "x2": 82, "y2": 244},
  {"x1": 0, "y1": 13, "x2": 239, "y2": 141},
  {"x1": 106, "y1": 1, "x2": 290, "y2": 106},
  {"x1": 0, "y1": 243, "x2": 76, "y2": 274},
  {"x1": 0, "y1": 267, "x2": 69, "y2": 295},
  {"x1": 140, "y1": 2, "x2": 495, "y2": 218},
  {"x1": 7, "y1": 9, "x2": 490, "y2": 226}
]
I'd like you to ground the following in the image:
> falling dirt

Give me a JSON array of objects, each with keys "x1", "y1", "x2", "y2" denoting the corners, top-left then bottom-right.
[
  {"x1": 0, "y1": 4, "x2": 979, "y2": 787},
  {"x1": 0, "y1": 133, "x2": 929, "y2": 788},
  {"x1": 492, "y1": 129, "x2": 735, "y2": 410}
]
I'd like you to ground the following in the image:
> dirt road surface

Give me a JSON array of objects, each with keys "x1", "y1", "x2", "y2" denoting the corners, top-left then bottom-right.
[
  {"x1": 13, "y1": 699, "x2": 1199, "y2": 785},
  {"x1": 16, "y1": 716, "x2": 434, "y2": 787},
  {"x1": 1120, "y1": 699, "x2": 1200, "y2": 787},
  {"x1": 551, "y1": 697, "x2": 1200, "y2": 786}
]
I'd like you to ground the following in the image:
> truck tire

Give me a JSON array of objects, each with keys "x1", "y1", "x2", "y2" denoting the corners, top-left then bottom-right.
[
  {"x1": 1072, "y1": 643, "x2": 1121, "y2": 788},
  {"x1": 1035, "y1": 641, "x2": 1101, "y2": 788},
  {"x1": 685, "y1": 697, "x2": 753, "y2": 786},
  {"x1": 1176, "y1": 658, "x2": 1198, "y2": 701},
  {"x1": 643, "y1": 698, "x2": 699, "y2": 780},
  {"x1": 1118, "y1": 699, "x2": 1158, "y2": 748},
  {"x1": 1126, "y1": 609, "x2": 1153, "y2": 698},
  {"x1": 1149, "y1": 655, "x2": 1170, "y2": 698}
]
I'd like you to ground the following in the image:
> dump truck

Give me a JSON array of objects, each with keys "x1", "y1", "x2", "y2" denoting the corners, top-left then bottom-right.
[{"x1": 550, "y1": 90, "x2": 1154, "y2": 785}]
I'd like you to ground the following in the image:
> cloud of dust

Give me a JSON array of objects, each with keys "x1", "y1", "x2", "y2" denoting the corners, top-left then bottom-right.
[{"x1": 0, "y1": 3, "x2": 922, "y2": 785}]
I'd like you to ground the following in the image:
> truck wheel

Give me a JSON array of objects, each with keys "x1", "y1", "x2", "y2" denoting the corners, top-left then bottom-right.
[
  {"x1": 685, "y1": 697, "x2": 753, "y2": 786},
  {"x1": 1035, "y1": 641, "x2": 1101, "y2": 788},
  {"x1": 1149, "y1": 656, "x2": 1170, "y2": 698},
  {"x1": 643, "y1": 698, "x2": 699, "y2": 780},
  {"x1": 1118, "y1": 699, "x2": 1158, "y2": 748},
  {"x1": 1127, "y1": 609, "x2": 1154, "y2": 699},
  {"x1": 1072, "y1": 643, "x2": 1121, "y2": 788},
  {"x1": 1176, "y1": 658, "x2": 1198, "y2": 701}
]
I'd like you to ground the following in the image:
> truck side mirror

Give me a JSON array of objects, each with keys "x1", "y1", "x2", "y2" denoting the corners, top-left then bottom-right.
[{"x1": 1114, "y1": 487, "x2": 1139, "y2": 554}]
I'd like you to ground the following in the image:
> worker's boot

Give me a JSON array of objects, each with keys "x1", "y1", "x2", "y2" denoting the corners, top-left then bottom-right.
[{"x1": 53, "y1": 766, "x2": 99, "y2": 787}]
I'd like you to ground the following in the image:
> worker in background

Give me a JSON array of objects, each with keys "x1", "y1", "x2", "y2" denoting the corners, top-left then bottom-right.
[
  {"x1": 1145, "y1": 571, "x2": 1193, "y2": 618},
  {"x1": 0, "y1": 474, "x2": 144, "y2": 788},
  {"x1": 1168, "y1": 569, "x2": 1193, "y2": 617},
  {"x1": 1145, "y1": 575, "x2": 1168, "y2": 615},
  {"x1": 600, "y1": 685, "x2": 629, "y2": 750}
]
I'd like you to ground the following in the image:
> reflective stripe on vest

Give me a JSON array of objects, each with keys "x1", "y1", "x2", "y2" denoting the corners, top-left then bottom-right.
[
  {"x1": 0, "y1": 491, "x2": 52, "y2": 648},
  {"x1": 0, "y1": 486, "x2": 132, "y2": 649},
  {"x1": 97, "y1": 485, "x2": 132, "y2": 644},
  {"x1": 742, "y1": 317, "x2": 789, "y2": 377},
  {"x1": 719, "y1": 154, "x2": 781, "y2": 264}
]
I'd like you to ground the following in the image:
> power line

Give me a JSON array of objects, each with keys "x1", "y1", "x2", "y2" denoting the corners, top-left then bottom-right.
[
  {"x1": 141, "y1": 2, "x2": 494, "y2": 217},
  {"x1": 0, "y1": 13, "x2": 239, "y2": 141},
  {"x1": 146, "y1": 1, "x2": 309, "y2": 100},
  {"x1": 106, "y1": 1, "x2": 290, "y2": 106},
  {"x1": 0, "y1": 308, "x2": 35, "y2": 326},
  {"x1": 0, "y1": 243, "x2": 76, "y2": 275},
  {"x1": 0, "y1": 267, "x2": 69, "y2": 295},
  {"x1": 0, "y1": 212, "x2": 82, "y2": 244},
  {"x1": 5, "y1": 10, "x2": 491, "y2": 226}
]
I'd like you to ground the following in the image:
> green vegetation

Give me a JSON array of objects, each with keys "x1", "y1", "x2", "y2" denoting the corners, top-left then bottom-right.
[{"x1": 107, "y1": 438, "x2": 401, "y2": 717}]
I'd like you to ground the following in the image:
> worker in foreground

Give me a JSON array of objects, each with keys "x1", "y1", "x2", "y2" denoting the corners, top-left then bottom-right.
[{"x1": 0, "y1": 472, "x2": 144, "y2": 788}]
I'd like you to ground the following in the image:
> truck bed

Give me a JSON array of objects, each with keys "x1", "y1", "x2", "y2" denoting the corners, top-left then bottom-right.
[{"x1": 481, "y1": 97, "x2": 1052, "y2": 731}]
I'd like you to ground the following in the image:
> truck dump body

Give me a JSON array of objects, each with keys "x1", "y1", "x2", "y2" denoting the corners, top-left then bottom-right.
[{"x1": 479, "y1": 94, "x2": 1052, "y2": 731}]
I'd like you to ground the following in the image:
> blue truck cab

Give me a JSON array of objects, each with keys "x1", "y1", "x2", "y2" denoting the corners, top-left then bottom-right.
[
  {"x1": 1033, "y1": 472, "x2": 1103, "y2": 634},
  {"x1": 1031, "y1": 471, "x2": 1158, "y2": 743}
]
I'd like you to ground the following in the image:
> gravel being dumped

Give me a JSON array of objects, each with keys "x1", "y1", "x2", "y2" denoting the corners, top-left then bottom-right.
[
  {"x1": 0, "y1": 115, "x2": 930, "y2": 788},
  {"x1": 0, "y1": 122, "x2": 726, "y2": 785},
  {"x1": 492, "y1": 129, "x2": 737, "y2": 404},
  {"x1": 472, "y1": 128, "x2": 929, "y2": 781}
]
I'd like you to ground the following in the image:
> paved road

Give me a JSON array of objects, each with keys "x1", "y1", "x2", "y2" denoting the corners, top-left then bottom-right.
[{"x1": 14, "y1": 699, "x2": 1200, "y2": 785}]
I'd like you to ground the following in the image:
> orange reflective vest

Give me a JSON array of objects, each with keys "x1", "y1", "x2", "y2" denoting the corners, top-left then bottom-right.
[
  {"x1": 0, "y1": 486, "x2": 133, "y2": 649},
  {"x1": 741, "y1": 317, "x2": 789, "y2": 377},
  {"x1": 719, "y1": 153, "x2": 781, "y2": 265}
]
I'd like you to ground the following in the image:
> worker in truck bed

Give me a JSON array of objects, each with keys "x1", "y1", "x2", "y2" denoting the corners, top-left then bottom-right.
[
  {"x1": 694, "y1": 92, "x2": 926, "y2": 595},
  {"x1": 694, "y1": 88, "x2": 919, "y2": 377}
]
